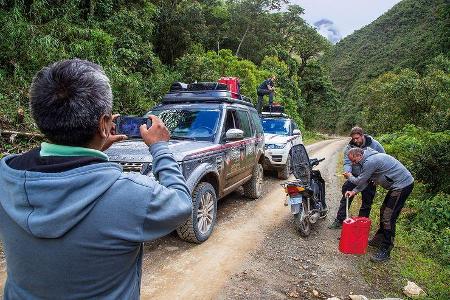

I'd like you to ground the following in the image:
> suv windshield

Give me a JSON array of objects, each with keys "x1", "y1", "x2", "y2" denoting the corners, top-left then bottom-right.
[
  {"x1": 147, "y1": 109, "x2": 220, "y2": 141},
  {"x1": 261, "y1": 118, "x2": 290, "y2": 135}
]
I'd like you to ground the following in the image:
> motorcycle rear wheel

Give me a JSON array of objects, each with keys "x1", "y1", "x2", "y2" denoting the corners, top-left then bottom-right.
[{"x1": 294, "y1": 213, "x2": 311, "y2": 237}]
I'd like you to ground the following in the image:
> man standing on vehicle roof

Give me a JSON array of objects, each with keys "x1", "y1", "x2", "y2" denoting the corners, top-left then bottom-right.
[
  {"x1": 329, "y1": 126, "x2": 385, "y2": 229},
  {"x1": 344, "y1": 147, "x2": 414, "y2": 262},
  {"x1": 0, "y1": 59, "x2": 192, "y2": 299},
  {"x1": 256, "y1": 74, "x2": 276, "y2": 113}
]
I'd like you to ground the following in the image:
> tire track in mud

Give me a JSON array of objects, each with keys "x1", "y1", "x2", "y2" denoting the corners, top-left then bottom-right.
[{"x1": 139, "y1": 138, "x2": 345, "y2": 299}]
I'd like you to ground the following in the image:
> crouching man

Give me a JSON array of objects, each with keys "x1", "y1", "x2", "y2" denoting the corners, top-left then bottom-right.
[
  {"x1": 344, "y1": 148, "x2": 414, "y2": 262},
  {"x1": 329, "y1": 127, "x2": 385, "y2": 229},
  {"x1": 0, "y1": 59, "x2": 192, "y2": 299}
]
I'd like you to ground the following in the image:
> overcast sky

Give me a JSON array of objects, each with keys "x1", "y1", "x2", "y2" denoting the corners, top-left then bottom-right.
[{"x1": 291, "y1": 0, "x2": 402, "y2": 43}]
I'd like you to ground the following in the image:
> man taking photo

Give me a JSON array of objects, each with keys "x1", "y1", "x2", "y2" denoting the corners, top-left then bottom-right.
[
  {"x1": 329, "y1": 127, "x2": 385, "y2": 229},
  {"x1": 0, "y1": 59, "x2": 192, "y2": 299}
]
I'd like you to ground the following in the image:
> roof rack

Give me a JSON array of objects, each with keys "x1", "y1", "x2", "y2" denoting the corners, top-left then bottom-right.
[
  {"x1": 261, "y1": 111, "x2": 289, "y2": 118},
  {"x1": 164, "y1": 81, "x2": 255, "y2": 108}
]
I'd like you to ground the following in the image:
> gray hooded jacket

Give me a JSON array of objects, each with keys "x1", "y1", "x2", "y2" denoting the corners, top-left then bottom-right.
[
  {"x1": 0, "y1": 142, "x2": 192, "y2": 299},
  {"x1": 348, "y1": 148, "x2": 414, "y2": 193},
  {"x1": 344, "y1": 134, "x2": 385, "y2": 176}
]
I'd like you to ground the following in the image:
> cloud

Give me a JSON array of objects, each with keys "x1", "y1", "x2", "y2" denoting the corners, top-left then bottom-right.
[{"x1": 314, "y1": 19, "x2": 342, "y2": 44}]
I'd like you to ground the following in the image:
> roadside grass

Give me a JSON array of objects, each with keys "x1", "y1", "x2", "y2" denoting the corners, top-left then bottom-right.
[
  {"x1": 336, "y1": 153, "x2": 450, "y2": 299},
  {"x1": 303, "y1": 130, "x2": 328, "y2": 145}
]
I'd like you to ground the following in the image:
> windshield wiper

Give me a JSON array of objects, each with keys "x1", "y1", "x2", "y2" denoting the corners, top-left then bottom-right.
[{"x1": 171, "y1": 136, "x2": 197, "y2": 141}]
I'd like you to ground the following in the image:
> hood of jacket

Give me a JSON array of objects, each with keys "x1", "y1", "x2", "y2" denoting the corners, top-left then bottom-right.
[
  {"x1": 349, "y1": 134, "x2": 373, "y2": 148},
  {"x1": 0, "y1": 156, "x2": 122, "y2": 238},
  {"x1": 361, "y1": 147, "x2": 379, "y2": 162}
]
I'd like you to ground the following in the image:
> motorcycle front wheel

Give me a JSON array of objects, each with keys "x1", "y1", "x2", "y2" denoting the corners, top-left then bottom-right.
[{"x1": 294, "y1": 212, "x2": 311, "y2": 237}]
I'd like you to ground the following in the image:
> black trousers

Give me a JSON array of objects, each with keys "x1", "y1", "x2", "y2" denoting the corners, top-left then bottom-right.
[
  {"x1": 256, "y1": 89, "x2": 274, "y2": 113},
  {"x1": 372, "y1": 183, "x2": 414, "y2": 250},
  {"x1": 336, "y1": 180, "x2": 376, "y2": 222}
]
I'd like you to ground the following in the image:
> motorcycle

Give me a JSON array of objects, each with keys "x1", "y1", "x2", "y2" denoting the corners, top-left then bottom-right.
[{"x1": 281, "y1": 145, "x2": 327, "y2": 237}]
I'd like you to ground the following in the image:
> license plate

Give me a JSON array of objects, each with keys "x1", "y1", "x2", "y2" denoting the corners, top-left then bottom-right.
[{"x1": 289, "y1": 196, "x2": 302, "y2": 205}]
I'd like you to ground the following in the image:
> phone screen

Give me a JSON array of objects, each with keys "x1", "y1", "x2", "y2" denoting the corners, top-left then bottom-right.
[{"x1": 116, "y1": 116, "x2": 151, "y2": 138}]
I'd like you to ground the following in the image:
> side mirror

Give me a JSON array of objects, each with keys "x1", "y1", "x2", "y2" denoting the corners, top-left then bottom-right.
[
  {"x1": 226, "y1": 129, "x2": 244, "y2": 140},
  {"x1": 293, "y1": 129, "x2": 301, "y2": 136}
]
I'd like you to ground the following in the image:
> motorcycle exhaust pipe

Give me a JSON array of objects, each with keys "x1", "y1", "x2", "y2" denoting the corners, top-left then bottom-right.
[{"x1": 309, "y1": 212, "x2": 320, "y2": 224}]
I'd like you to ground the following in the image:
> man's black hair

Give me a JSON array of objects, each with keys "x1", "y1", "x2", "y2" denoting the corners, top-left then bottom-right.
[{"x1": 29, "y1": 59, "x2": 113, "y2": 147}]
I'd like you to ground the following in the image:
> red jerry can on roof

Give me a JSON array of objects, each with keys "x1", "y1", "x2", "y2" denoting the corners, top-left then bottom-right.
[{"x1": 218, "y1": 77, "x2": 241, "y2": 99}]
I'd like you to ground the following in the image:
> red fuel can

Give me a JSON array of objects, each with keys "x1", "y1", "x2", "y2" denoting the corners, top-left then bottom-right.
[
  {"x1": 218, "y1": 77, "x2": 240, "y2": 99},
  {"x1": 339, "y1": 217, "x2": 371, "y2": 254}
]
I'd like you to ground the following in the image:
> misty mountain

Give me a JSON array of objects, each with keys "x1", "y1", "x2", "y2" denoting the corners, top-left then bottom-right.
[{"x1": 314, "y1": 19, "x2": 342, "y2": 44}]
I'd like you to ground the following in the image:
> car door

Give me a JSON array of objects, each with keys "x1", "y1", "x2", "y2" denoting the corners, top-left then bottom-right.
[
  {"x1": 291, "y1": 121, "x2": 302, "y2": 145},
  {"x1": 235, "y1": 109, "x2": 255, "y2": 178},
  {"x1": 221, "y1": 109, "x2": 244, "y2": 188}
]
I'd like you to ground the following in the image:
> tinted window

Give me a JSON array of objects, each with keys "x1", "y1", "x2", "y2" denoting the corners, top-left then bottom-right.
[
  {"x1": 261, "y1": 118, "x2": 290, "y2": 135},
  {"x1": 236, "y1": 110, "x2": 252, "y2": 138},
  {"x1": 148, "y1": 109, "x2": 220, "y2": 141},
  {"x1": 250, "y1": 111, "x2": 264, "y2": 136}
]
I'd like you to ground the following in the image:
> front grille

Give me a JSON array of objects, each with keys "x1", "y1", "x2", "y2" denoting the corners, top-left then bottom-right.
[
  {"x1": 272, "y1": 155, "x2": 283, "y2": 162},
  {"x1": 119, "y1": 162, "x2": 143, "y2": 173}
]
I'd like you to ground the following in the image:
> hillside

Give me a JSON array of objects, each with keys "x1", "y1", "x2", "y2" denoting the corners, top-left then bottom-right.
[{"x1": 323, "y1": 0, "x2": 449, "y2": 95}]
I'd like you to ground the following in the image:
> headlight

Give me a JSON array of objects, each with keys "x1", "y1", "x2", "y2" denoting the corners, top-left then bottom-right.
[{"x1": 266, "y1": 143, "x2": 286, "y2": 149}]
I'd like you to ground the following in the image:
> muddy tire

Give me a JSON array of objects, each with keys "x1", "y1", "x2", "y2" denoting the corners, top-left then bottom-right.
[
  {"x1": 177, "y1": 182, "x2": 217, "y2": 243},
  {"x1": 277, "y1": 153, "x2": 291, "y2": 180},
  {"x1": 294, "y1": 212, "x2": 311, "y2": 237},
  {"x1": 243, "y1": 163, "x2": 263, "y2": 199}
]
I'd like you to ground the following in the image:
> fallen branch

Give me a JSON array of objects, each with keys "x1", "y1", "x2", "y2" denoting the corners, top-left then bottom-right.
[{"x1": 0, "y1": 129, "x2": 44, "y2": 138}]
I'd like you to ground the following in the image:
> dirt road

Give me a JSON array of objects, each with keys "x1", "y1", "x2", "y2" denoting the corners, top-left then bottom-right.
[
  {"x1": 0, "y1": 138, "x2": 382, "y2": 299},
  {"x1": 138, "y1": 138, "x2": 382, "y2": 299}
]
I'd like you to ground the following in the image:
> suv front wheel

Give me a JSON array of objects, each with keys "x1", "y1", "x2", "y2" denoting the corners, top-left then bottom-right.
[
  {"x1": 177, "y1": 182, "x2": 217, "y2": 243},
  {"x1": 278, "y1": 152, "x2": 292, "y2": 180},
  {"x1": 243, "y1": 163, "x2": 263, "y2": 199}
]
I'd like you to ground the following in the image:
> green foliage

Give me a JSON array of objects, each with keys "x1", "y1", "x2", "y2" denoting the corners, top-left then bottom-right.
[
  {"x1": 0, "y1": 0, "x2": 331, "y2": 134},
  {"x1": 375, "y1": 125, "x2": 450, "y2": 266},
  {"x1": 322, "y1": 0, "x2": 450, "y2": 133},
  {"x1": 176, "y1": 49, "x2": 305, "y2": 129},
  {"x1": 323, "y1": 0, "x2": 449, "y2": 95},
  {"x1": 379, "y1": 125, "x2": 450, "y2": 193},
  {"x1": 299, "y1": 60, "x2": 339, "y2": 132},
  {"x1": 361, "y1": 58, "x2": 450, "y2": 135}
]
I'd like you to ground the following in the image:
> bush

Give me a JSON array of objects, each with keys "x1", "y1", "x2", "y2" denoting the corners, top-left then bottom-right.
[{"x1": 378, "y1": 125, "x2": 450, "y2": 193}]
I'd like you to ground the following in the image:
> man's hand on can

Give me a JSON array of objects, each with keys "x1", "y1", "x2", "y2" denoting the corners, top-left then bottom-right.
[
  {"x1": 140, "y1": 115, "x2": 170, "y2": 146},
  {"x1": 345, "y1": 191, "x2": 356, "y2": 198}
]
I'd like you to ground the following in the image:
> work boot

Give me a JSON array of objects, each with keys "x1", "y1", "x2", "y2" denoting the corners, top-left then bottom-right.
[
  {"x1": 368, "y1": 236, "x2": 382, "y2": 248},
  {"x1": 328, "y1": 219, "x2": 342, "y2": 229},
  {"x1": 370, "y1": 248, "x2": 391, "y2": 263}
]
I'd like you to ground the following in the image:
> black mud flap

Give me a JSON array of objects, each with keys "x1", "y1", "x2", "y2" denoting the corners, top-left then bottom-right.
[{"x1": 291, "y1": 144, "x2": 311, "y2": 183}]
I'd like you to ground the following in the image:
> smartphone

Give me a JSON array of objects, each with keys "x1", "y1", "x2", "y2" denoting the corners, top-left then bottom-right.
[{"x1": 115, "y1": 116, "x2": 152, "y2": 138}]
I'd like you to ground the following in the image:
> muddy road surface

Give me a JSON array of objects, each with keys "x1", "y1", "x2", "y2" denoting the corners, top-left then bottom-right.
[{"x1": 1, "y1": 138, "x2": 381, "y2": 299}]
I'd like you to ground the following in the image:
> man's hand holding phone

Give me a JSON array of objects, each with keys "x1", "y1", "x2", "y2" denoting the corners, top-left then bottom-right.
[
  {"x1": 140, "y1": 115, "x2": 170, "y2": 146},
  {"x1": 101, "y1": 114, "x2": 127, "y2": 151}
]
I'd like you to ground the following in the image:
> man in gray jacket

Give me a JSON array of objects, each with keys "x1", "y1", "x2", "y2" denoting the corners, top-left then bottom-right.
[
  {"x1": 0, "y1": 59, "x2": 192, "y2": 299},
  {"x1": 329, "y1": 127, "x2": 385, "y2": 229},
  {"x1": 344, "y1": 148, "x2": 414, "y2": 262}
]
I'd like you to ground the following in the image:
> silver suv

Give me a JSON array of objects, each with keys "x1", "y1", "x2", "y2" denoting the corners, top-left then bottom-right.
[{"x1": 106, "y1": 83, "x2": 265, "y2": 243}]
